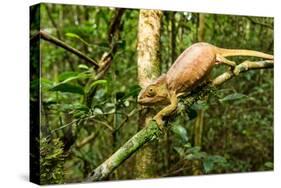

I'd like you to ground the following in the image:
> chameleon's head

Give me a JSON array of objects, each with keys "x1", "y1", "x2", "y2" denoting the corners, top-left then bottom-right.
[{"x1": 137, "y1": 74, "x2": 170, "y2": 106}]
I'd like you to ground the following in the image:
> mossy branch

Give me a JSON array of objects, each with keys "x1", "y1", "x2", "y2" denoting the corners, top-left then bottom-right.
[
  {"x1": 87, "y1": 59, "x2": 273, "y2": 181},
  {"x1": 86, "y1": 120, "x2": 161, "y2": 181}
]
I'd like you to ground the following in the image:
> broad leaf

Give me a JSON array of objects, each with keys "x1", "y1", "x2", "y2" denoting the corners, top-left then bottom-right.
[
  {"x1": 50, "y1": 83, "x2": 84, "y2": 95},
  {"x1": 65, "y1": 32, "x2": 90, "y2": 46},
  {"x1": 219, "y1": 93, "x2": 247, "y2": 102},
  {"x1": 78, "y1": 64, "x2": 89, "y2": 70},
  {"x1": 191, "y1": 100, "x2": 209, "y2": 110},
  {"x1": 171, "y1": 125, "x2": 189, "y2": 142},
  {"x1": 58, "y1": 72, "x2": 79, "y2": 82},
  {"x1": 87, "y1": 80, "x2": 108, "y2": 93}
]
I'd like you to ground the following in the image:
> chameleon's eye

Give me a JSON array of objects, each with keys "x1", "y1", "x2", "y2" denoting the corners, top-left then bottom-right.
[{"x1": 147, "y1": 87, "x2": 156, "y2": 97}]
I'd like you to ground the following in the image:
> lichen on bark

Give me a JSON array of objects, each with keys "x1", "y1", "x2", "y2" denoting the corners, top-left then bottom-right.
[
  {"x1": 137, "y1": 10, "x2": 163, "y2": 88},
  {"x1": 135, "y1": 9, "x2": 163, "y2": 178}
]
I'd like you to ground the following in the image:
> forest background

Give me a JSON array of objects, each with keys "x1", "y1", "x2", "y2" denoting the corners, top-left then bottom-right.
[{"x1": 30, "y1": 3, "x2": 273, "y2": 184}]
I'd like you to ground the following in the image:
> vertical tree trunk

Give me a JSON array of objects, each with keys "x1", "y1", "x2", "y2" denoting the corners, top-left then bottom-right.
[
  {"x1": 135, "y1": 10, "x2": 162, "y2": 179},
  {"x1": 198, "y1": 13, "x2": 205, "y2": 42},
  {"x1": 192, "y1": 13, "x2": 205, "y2": 175},
  {"x1": 170, "y1": 12, "x2": 176, "y2": 65}
]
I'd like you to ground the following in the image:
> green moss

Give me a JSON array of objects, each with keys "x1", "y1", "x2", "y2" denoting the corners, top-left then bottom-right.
[{"x1": 40, "y1": 137, "x2": 65, "y2": 185}]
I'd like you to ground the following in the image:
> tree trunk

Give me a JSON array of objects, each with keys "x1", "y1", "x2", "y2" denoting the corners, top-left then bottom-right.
[
  {"x1": 198, "y1": 13, "x2": 205, "y2": 42},
  {"x1": 135, "y1": 9, "x2": 163, "y2": 179},
  {"x1": 192, "y1": 13, "x2": 206, "y2": 175}
]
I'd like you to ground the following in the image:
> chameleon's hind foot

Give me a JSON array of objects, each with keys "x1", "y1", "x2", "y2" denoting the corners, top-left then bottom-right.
[{"x1": 216, "y1": 55, "x2": 237, "y2": 67}]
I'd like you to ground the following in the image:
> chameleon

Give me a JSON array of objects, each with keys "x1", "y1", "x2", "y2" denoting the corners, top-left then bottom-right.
[{"x1": 137, "y1": 42, "x2": 273, "y2": 130}]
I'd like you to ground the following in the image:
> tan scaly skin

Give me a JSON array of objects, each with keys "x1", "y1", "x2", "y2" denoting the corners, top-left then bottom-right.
[{"x1": 137, "y1": 42, "x2": 273, "y2": 130}]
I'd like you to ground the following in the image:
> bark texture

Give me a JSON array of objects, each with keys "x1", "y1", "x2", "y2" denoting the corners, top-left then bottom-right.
[
  {"x1": 137, "y1": 10, "x2": 162, "y2": 88},
  {"x1": 193, "y1": 13, "x2": 206, "y2": 175},
  {"x1": 135, "y1": 9, "x2": 163, "y2": 179}
]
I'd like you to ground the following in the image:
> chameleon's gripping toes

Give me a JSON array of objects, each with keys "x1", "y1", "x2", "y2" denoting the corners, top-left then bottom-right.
[{"x1": 137, "y1": 42, "x2": 273, "y2": 130}]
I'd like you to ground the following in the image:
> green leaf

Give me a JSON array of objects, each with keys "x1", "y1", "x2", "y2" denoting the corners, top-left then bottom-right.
[
  {"x1": 87, "y1": 80, "x2": 108, "y2": 93},
  {"x1": 219, "y1": 93, "x2": 247, "y2": 102},
  {"x1": 93, "y1": 108, "x2": 103, "y2": 115},
  {"x1": 58, "y1": 72, "x2": 79, "y2": 82},
  {"x1": 203, "y1": 155, "x2": 227, "y2": 173},
  {"x1": 203, "y1": 157, "x2": 214, "y2": 173},
  {"x1": 78, "y1": 64, "x2": 89, "y2": 70},
  {"x1": 191, "y1": 100, "x2": 209, "y2": 110},
  {"x1": 65, "y1": 32, "x2": 81, "y2": 39},
  {"x1": 171, "y1": 125, "x2": 189, "y2": 142},
  {"x1": 184, "y1": 147, "x2": 206, "y2": 160},
  {"x1": 173, "y1": 147, "x2": 185, "y2": 157},
  {"x1": 65, "y1": 32, "x2": 90, "y2": 46},
  {"x1": 58, "y1": 72, "x2": 90, "y2": 85},
  {"x1": 62, "y1": 73, "x2": 89, "y2": 84},
  {"x1": 40, "y1": 78, "x2": 53, "y2": 89},
  {"x1": 50, "y1": 83, "x2": 84, "y2": 95}
]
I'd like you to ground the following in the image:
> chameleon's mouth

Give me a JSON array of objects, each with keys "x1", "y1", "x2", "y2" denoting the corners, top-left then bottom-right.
[
  {"x1": 137, "y1": 95, "x2": 155, "y2": 106},
  {"x1": 137, "y1": 96, "x2": 150, "y2": 105},
  {"x1": 137, "y1": 95, "x2": 169, "y2": 106}
]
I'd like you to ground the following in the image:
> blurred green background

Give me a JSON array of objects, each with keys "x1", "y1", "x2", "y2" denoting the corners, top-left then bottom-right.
[{"x1": 31, "y1": 3, "x2": 273, "y2": 184}]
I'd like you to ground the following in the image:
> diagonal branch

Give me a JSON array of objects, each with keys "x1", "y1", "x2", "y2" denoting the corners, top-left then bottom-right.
[
  {"x1": 76, "y1": 131, "x2": 99, "y2": 148},
  {"x1": 31, "y1": 30, "x2": 100, "y2": 69},
  {"x1": 86, "y1": 59, "x2": 273, "y2": 181},
  {"x1": 86, "y1": 120, "x2": 160, "y2": 181}
]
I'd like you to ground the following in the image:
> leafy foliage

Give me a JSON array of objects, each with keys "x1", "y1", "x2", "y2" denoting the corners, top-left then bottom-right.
[{"x1": 37, "y1": 3, "x2": 273, "y2": 183}]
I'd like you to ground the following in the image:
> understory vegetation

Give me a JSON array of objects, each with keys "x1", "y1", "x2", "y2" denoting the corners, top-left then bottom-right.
[{"x1": 30, "y1": 4, "x2": 273, "y2": 184}]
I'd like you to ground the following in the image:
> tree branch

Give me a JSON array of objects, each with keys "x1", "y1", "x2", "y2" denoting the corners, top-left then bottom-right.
[
  {"x1": 213, "y1": 60, "x2": 273, "y2": 86},
  {"x1": 86, "y1": 59, "x2": 273, "y2": 181},
  {"x1": 76, "y1": 132, "x2": 99, "y2": 148},
  {"x1": 86, "y1": 120, "x2": 160, "y2": 181},
  {"x1": 31, "y1": 30, "x2": 100, "y2": 69}
]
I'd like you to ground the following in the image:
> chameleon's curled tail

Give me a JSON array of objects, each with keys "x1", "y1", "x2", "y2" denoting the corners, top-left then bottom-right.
[{"x1": 215, "y1": 47, "x2": 274, "y2": 60}]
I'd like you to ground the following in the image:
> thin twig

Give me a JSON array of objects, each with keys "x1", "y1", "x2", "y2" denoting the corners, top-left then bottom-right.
[
  {"x1": 31, "y1": 30, "x2": 99, "y2": 69},
  {"x1": 91, "y1": 119, "x2": 114, "y2": 132},
  {"x1": 76, "y1": 131, "x2": 99, "y2": 148},
  {"x1": 115, "y1": 109, "x2": 137, "y2": 131},
  {"x1": 50, "y1": 119, "x2": 79, "y2": 133}
]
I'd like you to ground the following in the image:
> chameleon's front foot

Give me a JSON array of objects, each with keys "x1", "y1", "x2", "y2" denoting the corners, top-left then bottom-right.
[{"x1": 153, "y1": 115, "x2": 165, "y2": 131}]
